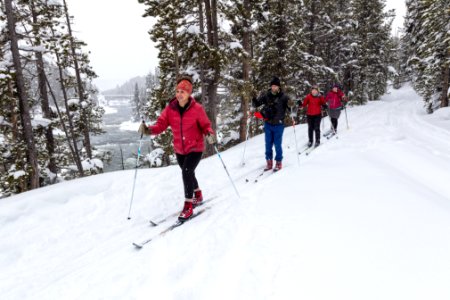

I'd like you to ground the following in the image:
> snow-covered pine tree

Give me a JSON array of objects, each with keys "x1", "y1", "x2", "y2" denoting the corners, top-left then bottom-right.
[
  {"x1": 131, "y1": 83, "x2": 142, "y2": 122},
  {"x1": 139, "y1": 0, "x2": 230, "y2": 156},
  {"x1": 296, "y1": 0, "x2": 336, "y2": 93},
  {"x1": 349, "y1": 0, "x2": 392, "y2": 104},
  {"x1": 1, "y1": 0, "x2": 104, "y2": 196},
  {"x1": 404, "y1": 0, "x2": 449, "y2": 112},
  {"x1": 1, "y1": 0, "x2": 64, "y2": 193},
  {"x1": 221, "y1": 0, "x2": 260, "y2": 144},
  {"x1": 310, "y1": 0, "x2": 354, "y2": 94},
  {"x1": 61, "y1": 0, "x2": 99, "y2": 159},
  {"x1": 46, "y1": 0, "x2": 104, "y2": 175},
  {"x1": 387, "y1": 35, "x2": 403, "y2": 89},
  {"x1": 253, "y1": 0, "x2": 291, "y2": 91},
  {"x1": 3, "y1": 0, "x2": 40, "y2": 190},
  {"x1": 0, "y1": 32, "x2": 30, "y2": 196},
  {"x1": 29, "y1": 0, "x2": 58, "y2": 177}
]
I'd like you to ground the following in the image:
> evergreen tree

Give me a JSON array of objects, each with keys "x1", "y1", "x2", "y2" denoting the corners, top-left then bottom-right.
[
  {"x1": 350, "y1": 0, "x2": 392, "y2": 103},
  {"x1": 222, "y1": 0, "x2": 261, "y2": 144},
  {"x1": 0, "y1": 0, "x2": 103, "y2": 196},
  {"x1": 4, "y1": 0, "x2": 40, "y2": 190},
  {"x1": 404, "y1": 0, "x2": 449, "y2": 112},
  {"x1": 131, "y1": 83, "x2": 142, "y2": 121}
]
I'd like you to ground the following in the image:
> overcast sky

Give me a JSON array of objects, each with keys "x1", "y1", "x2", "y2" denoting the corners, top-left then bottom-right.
[
  {"x1": 68, "y1": 0, "x2": 407, "y2": 92},
  {"x1": 67, "y1": 0, "x2": 158, "y2": 91}
]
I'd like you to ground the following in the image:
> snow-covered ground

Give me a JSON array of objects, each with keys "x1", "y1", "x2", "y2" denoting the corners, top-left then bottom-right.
[{"x1": 1, "y1": 85, "x2": 450, "y2": 300}]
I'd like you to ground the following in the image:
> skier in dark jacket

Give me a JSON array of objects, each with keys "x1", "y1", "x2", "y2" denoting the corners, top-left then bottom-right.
[
  {"x1": 138, "y1": 76, "x2": 216, "y2": 221},
  {"x1": 252, "y1": 76, "x2": 294, "y2": 172},
  {"x1": 298, "y1": 85, "x2": 327, "y2": 147}
]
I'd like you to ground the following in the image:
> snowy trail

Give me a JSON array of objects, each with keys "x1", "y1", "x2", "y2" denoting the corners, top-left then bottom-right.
[{"x1": 1, "y1": 85, "x2": 450, "y2": 300}]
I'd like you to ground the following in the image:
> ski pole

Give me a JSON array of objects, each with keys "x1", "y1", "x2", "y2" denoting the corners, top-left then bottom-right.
[
  {"x1": 127, "y1": 120, "x2": 145, "y2": 220},
  {"x1": 214, "y1": 145, "x2": 240, "y2": 199},
  {"x1": 241, "y1": 111, "x2": 252, "y2": 166},
  {"x1": 291, "y1": 116, "x2": 300, "y2": 166},
  {"x1": 344, "y1": 106, "x2": 349, "y2": 129},
  {"x1": 321, "y1": 114, "x2": 325, "y2": 131}
]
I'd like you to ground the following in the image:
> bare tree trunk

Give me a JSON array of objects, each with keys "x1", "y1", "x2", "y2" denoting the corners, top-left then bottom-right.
[
  {"x1": 53, "y1": 59, "x2": 85, "y2": 176},
  {"x1": 48, "y1": 19, "x2": 85, "y2": 176},
  {"x1": 203, "y1": 0, "x2": 219, "y2": 156},
  {"x1": 30, "y1": 0, "x2": 57, "y2": 175},
  {"x1": 5, "y1": 0, "x2": 40, "y2": 189},
  {"x1": 44, "y1": 75, "x2": 84, "y2": 174},
  {"x1": 8, "y1": 80, "x2": 26, "y2": 192},
  {"x1": 239, "y1": 0, "x2": 251, "y2": 142},
  {"x1": 440, "y1": 64, "x2": 449, "y2": 108},
  {"x1": 198, "y1": 0, "x2": 207, "y2": 103},
  {"x1": 173, "y1": 26, "x2": 179, "y2": 78},
  {"x1": 62, "y1": 0, "x2": 92, "y2": 158}
]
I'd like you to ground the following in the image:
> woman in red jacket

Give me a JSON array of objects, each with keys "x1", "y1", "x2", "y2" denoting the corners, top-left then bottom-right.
[
  {"x1": 298, "y1": 85, "x2": 327, "y2": 147},
  {"x1": 138, "y1": 76, "x2": 216, "y2": 220},
  {"x1": 325, "y1": 83, "x2": 347, "y2": 133}
]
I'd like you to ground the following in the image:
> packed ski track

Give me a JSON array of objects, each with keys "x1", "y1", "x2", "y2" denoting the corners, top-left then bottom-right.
[{"x1": 1, "y1": 85, "x2": 450, "y2": 299}]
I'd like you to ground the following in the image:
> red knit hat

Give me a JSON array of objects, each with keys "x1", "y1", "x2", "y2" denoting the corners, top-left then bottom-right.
[{"x1": 177, "y1": 79, "x2": 193, "y2": 94}]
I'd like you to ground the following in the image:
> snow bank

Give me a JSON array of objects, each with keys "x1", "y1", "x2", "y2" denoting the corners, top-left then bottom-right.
[
  {"x1": 82, "y1": 158, "x2": 104, "y2": 171},
  {"x1": 432, "y1": 107, "x2": 450, "y2": 121},
  {"x1": 145, "y1": 148, "x2": 164, "y2": 167}
]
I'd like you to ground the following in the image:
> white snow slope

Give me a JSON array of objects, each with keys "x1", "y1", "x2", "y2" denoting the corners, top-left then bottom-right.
[{"x1": 1, "y1": 85, "x2": 450, "y2": 300}]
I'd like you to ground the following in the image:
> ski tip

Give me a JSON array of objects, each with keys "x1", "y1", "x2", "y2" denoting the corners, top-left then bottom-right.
[
  {"x1": 149, "y1": 220, "x2": 158, "y2": 227},
  {"x1": 176, "y1": 219, "x2": 186, "y2": 225},
  {"x1": 133, "y1": 243, "x2": 143, "y2": 249}
]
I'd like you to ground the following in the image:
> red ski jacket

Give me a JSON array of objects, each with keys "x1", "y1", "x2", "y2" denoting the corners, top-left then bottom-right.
[
  {"x1": 302, "y1": 93, "x2": 326, "y2": 116},
  {"x1": 325, "y1": 89, "x2": 346, "y2": 109},
  {"x1": 149, "y1": 97, "x2": 214, "y2": 155}
]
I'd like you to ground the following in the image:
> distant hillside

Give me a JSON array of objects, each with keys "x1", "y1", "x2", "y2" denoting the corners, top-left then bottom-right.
[{"x1": 102, "y1": 76, "x2": 146, "y2": 95}]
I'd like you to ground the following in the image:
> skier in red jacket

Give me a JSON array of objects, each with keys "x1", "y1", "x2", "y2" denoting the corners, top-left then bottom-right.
[
  {"x1": 298, "y1": 85, "x2": 327, "y2": 147},
  {"x1": 138, "y1": 76, "x2": 216, "y2": 221},
  {"x1": 325, "y1": 83, "x2": 347, "y2": 133}
]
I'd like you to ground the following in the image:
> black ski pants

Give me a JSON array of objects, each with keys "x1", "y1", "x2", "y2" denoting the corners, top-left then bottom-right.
[
  {"x1": 307, "y1": 114, "x2": 322, "y2": 143},
  {"x1": 176, "y1": 152, "x2": 203, "y2": 199},
  {"x1": 331, "y1": 118, "x2": 338, "y2": 131}
]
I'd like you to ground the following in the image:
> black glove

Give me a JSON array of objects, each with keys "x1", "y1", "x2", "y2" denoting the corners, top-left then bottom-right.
[
  {"x1": 296, "y1": 99, "x2": 303, "y2": 106},
  {"x1": 321, "y1": 104, "x2": 329, "y2": 110}
]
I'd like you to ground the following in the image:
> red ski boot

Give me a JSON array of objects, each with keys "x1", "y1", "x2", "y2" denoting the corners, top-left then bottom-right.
[
  {"x1": 264, "y1": 160, "x2": 273, "y2": 171},
  {"x1": 179, "y1": 201, "x2": 193, "y2": 221},
  {"x1": 193, "y1": 190, "x2": 203, "y2": 207},
  {"x1": 274, "y1": 161, "x2": 282, "y2": 172}
]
